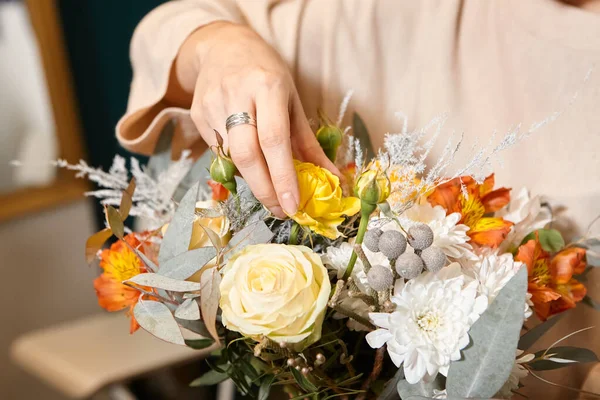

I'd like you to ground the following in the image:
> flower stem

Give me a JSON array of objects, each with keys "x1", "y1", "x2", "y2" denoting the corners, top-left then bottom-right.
[
  {"x1": 332, "y1": 305, "x2": 375, "y2": 331},
  {"x1": 289, "y1": 222, "x2": 300, "y2": 245},
  {"x1": 342, "y1": 205, "x2": 373, "y2": 280}
]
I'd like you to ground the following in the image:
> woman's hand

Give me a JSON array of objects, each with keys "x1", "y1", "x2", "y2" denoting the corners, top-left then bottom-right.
[{"x1": 169, "y1": 22, "x2": 339, "y2": 218}]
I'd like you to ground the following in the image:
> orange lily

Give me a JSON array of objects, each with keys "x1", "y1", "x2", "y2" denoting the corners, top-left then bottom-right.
[
  {"x1": 515, "y1": 237, "x2": 587, "y2": 320},
  {"x1": 93, "y1": 233, "x2": 153, "y2": 333},
  {"x1": 428, "y1": 174, "x2": 513, "y2": 248}
]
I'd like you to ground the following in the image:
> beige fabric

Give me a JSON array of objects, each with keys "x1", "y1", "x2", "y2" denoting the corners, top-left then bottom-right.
[{"x1": 117, "y1": 1, "x2": 600, "y2": 397}]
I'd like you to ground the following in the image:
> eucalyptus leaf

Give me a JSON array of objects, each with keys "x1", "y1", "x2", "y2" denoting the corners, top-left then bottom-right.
[
  {"x1": 200, "y1": 225, "x2": 223, "y2": 251},
  {"x1": 446, "y1": 267, "x2": 527, "y2": 398},
  {"x1": 353, "y1": 112, "x2": 375, "y2": 160},
  {"x1": 579, "y1": 237, "x2": 600, "y2": 267},
  {"x1": 521, "y1": 229, "x2": 565, "y2": 253},
  {"x1": 185, "y1": 338, "x2": 214, "y2": 350},
  {"x1": 175, "y1": 298, "x2": 201, "y2": 320},
  {"x1": 518, "y1": 312, "x2": 566, "y2": 351},
  {"x1": 159, "y1": 247, "x2": 217, "y2": 280},
  {"x1": 119, "y1": 179, "x2": 136, "y2": 220},
  {"x1": 127, "y1": 273, "x2": 201, "y2": 292},
  {"x1": 129, "y1": 246, "x2": 158, "y2": 273},
  {"x1": 85, "y1": 228, "x2": 113, "y2": 264},
  {"x1": 528, "y1": 346, "x2": 598, "y2": 371},
  {"x1": 258, "y1": 375, "x2": 276, "y2": 400},
  {"x1": 106, "y1": 206, "x2": 124, "y2": 239},
  {"x1": 223, "y1": 221, "x2": 274, "y2": 262},
  {"x1": 377, "y1": 369, "x2": 403, "y2": 400},
  {"x1": 159, "y1": 182, "x2": 200, "y2": 264},
  {"x1": 200, "y1": 268, "x2": 222, "y2": 345},
  {"x1": 190, "y1": 369, "x2": 229, "y2": 387},
  {"x1": 397, "y1": 374, "x2": 444, "y2": 399},
  {"x1": 133, "y1": 300, "x2": 185, "y2": 345},
  {"x1": 174, "y1": 151, "x2": 212, "y2": 202}
]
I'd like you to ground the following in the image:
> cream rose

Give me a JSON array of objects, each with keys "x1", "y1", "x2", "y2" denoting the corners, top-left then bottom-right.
[{"x1": 219, "y1": 244, "x2": 331, "y2": 350}]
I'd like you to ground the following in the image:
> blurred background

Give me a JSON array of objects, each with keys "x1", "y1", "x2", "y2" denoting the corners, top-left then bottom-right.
[{"x1": 0, "y1": 1, "x2": 223, "y2": 399}]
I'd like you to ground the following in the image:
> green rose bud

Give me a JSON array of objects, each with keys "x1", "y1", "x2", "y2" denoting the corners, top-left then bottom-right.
[
  {"x1": 210, "y1": 153, "x2": 237, "y2": 194},
  {"x1": 315, "y1": 124, "x2": 343, "y2": 162},
  {"x1": 354, "y1": 169, "x2": 391, "y2": 206}
]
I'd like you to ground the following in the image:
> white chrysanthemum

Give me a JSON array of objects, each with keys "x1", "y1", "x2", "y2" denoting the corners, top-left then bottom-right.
[
  {"x1": 366, "y1": 264, "x2": 487, "y2": 384},
  {"x1": 462, "y1": 250, "x2": 532, "y2": 318},
  {"x1": 498, "y1": 188, "x2": 552, "y2": 252},
  {"x1": 495, "y1": 350, "x2": 533, "y2": 399},
  {"x1": 398, "y1": 203, "x2": 475, "y2": 260}
]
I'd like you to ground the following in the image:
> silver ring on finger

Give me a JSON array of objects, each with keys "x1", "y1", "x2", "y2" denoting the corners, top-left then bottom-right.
[{"x1": 225, "y1": 112, "x2": 257, "y2": 132}]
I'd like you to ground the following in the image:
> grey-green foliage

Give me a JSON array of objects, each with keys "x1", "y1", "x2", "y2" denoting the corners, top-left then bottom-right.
[{"x1": 446, "y1": 267, "x2": 527, "y2": 398}]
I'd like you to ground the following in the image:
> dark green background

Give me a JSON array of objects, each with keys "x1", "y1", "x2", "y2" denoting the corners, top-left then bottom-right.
[{"x1": 58, "y1": 0, "x2": 167, "y2": 225}]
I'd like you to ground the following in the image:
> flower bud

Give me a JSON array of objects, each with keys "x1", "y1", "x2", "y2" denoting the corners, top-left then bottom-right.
[
  {"x1": 210, "y1": 153, "x2": 237, "y2": 194},
  {"x1": 354, "y1": 169, "x2": 391, "y2": 206},
  {"x1": 316, "y1": 124, "x2": 343, "y2": 162}
]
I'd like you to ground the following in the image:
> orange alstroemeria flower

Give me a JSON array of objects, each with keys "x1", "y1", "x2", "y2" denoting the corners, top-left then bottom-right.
[
  {"x1": 94, "y1": 233, "x2": 153, "y2": 333},
  {"x1": 428, "y1": 174, "x2": 513, "y2": 248},
  {"x1": 515, "y1": 238, "x2": 587, "y2": 320},
  {"x1": 208, "y1": 179, "x2": 229, "y2": 201}
]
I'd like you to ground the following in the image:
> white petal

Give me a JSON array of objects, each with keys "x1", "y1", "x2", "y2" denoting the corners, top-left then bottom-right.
[{"x1": 365, "y1": 329, "x2": 393, "y2": 349}]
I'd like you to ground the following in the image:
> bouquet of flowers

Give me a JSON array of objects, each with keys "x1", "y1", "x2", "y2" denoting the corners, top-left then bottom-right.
[{"x1": 64, "y1": 97, "x2": 600, "y2": 399}]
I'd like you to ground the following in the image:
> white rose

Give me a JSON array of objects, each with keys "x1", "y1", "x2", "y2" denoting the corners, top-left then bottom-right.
[{"x1": 219, "y1": 244, "x2": 331, "y2": 350}]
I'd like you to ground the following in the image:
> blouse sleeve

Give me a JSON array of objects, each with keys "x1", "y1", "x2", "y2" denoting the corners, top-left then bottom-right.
[{"x1": 115, "y1": 0, "x2": 246, "y2": 157}]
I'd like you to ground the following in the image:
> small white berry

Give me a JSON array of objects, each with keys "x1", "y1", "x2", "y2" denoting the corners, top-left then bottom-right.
[
  {"x1": 408, "y1": 223, "x2": 434, "y2": 250},
  {"x1": 421, "y1": 246, "x2": 447, "y2": 273},
  {"x1": 378, "y1": 230, "x2": 407, "y2": 259},
  {"x1": 395, "y1": 253, "x2": 424, "y2": 279},
  {"x1": 367, "y1": 265, "x2": 395, "y2": 291},
  {"x1": 363, "y1": 228, "x2": 383, "y2": 252}
]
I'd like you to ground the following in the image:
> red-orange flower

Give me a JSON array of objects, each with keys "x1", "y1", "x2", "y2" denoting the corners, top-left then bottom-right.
[
  {"x1": 94, "y1": 233, "x2": 152, "y2": 333},
  {"x1": 208, "y1": 179, "x2": 229, "y2": 201},
  {"x1": 515, "y1": 237, "x2": 587, "y2": 320},
  {"x1": 428, "y1": 174, "x2": 513, "y2": 248}
]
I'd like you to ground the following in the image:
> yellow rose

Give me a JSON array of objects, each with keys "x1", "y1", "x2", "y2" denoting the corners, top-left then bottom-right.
[
  {"x1": 219, "y1": 244, "x2": 331, "y2": 350},
  {"x1": 162, "y1": 200, "x2": 230, "y2": 282},
  {"x1": 291, "y1": 161, "x2": 360, "y2": 239}
]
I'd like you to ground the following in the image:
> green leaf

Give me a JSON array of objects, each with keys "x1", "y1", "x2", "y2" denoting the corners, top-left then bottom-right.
[
  {"x1": 518, "y1": 312, "x2": 566, "y2": 351},
  {"x1": 521, "y1": 229, "x2": 565, "y2": 253},
  {"x1": 127, "y1": 273, "x2": 202, "y2": 292},
  {"x1": 291, "y1": 368, "x2": 318, "y2": 393},
  {"x1": 397, "y1": 374, "x2": 445, "y2": 399},
  {"x1": 353, "y1": 112, "x2": 375, "y2": 160},
  {"x1": 133, "y1": 300, "x2": 185, "y2": 345},
  {"x1": 529, "y1": 346, "x2": 599, "y2": 371},
  {"x1": 222, "y1": 221, "x2": 274, "y2": 262},
  {"x1": 185, "y1": 338, "x2": 214, "y2": 350},
  {"x1": 106, "y1": 206, "x2": 124, "y2": 239},
  {"x1": 158, "y1": 246, "x2": 217, "y2": 280},
  {"x1": 159, "y1": 182, "x2": 200, "y2": 264},
  {"x1": 446, "y1": 267, "x2": 527, "y2": 399},
  {"x1": 190, "y1": 369, "x2": 229, "y2": 387}
]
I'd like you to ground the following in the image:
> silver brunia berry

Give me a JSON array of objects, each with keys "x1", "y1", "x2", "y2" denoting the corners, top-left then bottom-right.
[
  {"x1": 367, "y1": 265, "x2": 395, "y2": 291},
  {"x1": 395, "y1": 253, "x2": 424, "y2": 279},
  {"x1": 363, "y1": 228, "x2": 383, "y2": 253},
  {"x1": 378, "y1": 230, "x2": 407, "y2": 259},
  {"x1": 407, "y1": 223, "x2": 434, "y2": 250},
  {"x1": 420, "y1": 246, "x2": 446, "y2": 273}
]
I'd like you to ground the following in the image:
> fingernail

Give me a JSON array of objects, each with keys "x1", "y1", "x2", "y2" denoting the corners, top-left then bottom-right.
[
  {"x1": 280, "y1": 192, "x2": 298, "y2": 216},
  {"x1": 270, "y1": 206, "x2": 286, "y2": 219}
]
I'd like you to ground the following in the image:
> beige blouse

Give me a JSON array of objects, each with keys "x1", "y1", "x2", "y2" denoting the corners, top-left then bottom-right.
[{"x1": 117, "y1": 1, "x2": 600, "y2": 396}]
